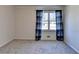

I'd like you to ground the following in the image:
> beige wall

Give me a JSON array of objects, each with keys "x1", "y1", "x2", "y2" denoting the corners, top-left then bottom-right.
[
  {"x1": 64, "y1": 5, "x2": 79, "y2": 53},
  {"x1": 15, "y1": 5, "x2": 64, "y2": 40},
  {"x1": 15, "y1": 6, "x2": 36, "y2": 40},
  {"x1": 0, "y1": 6, "x2": 15, "y2": 47}
]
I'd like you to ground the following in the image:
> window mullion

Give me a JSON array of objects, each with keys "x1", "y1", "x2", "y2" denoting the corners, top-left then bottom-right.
[{"x1": 48, "y1": 12, "x2": 50, "y2": 31}]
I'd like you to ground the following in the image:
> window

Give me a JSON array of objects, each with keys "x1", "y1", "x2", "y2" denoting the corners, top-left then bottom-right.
[{"x1": 42, "y1": 11, "x2": 56, "y2": 30}]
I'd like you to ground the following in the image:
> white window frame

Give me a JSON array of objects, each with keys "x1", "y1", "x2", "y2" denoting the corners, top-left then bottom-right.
[{"x1": 42, "y1": 10, "x2": 56, "y2": 31}]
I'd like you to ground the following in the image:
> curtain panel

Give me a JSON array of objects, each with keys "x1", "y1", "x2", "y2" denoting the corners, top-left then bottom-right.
[
  {"x1": 55, "y1": 10, "x2": 64, "y2": 41},
  {"x1": 35, "y1": 10, "x2": 43, "y2": 41}
]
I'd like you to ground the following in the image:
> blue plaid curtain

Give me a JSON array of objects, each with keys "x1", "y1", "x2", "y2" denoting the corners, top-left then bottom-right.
[
  {"x1": 35, "y1": 10, "x2": 43, "y2": 41},
  {"x1": 55, "y1": 10, "x2": 64, "y2": 41}
]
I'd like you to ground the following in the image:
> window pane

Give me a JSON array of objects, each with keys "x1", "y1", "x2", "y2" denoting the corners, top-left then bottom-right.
[
  {"x1": 49, "y1": 12, "x2": 56, "y2": 30},
  {"x1": 42, "y1": 12, "x2": 48, "y2": 30},
  {"x1": 50, "y1": 12, "x2": 56, "y2": 21},
  {"x1": 42, "y1": 13, "x2": 48, "y2": 22},
  {"x1": 42, "y1": 23, "x2": 48, "y2": 30},
  {"x1": 50, "y1": 22, "x2": 56, "y2": 30}
]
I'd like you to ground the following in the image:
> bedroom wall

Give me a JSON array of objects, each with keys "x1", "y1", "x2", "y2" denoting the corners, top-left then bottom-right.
[
  {"x1": 64, "y1": 5, "x2": 79, "y2": 53},
  {"x1": 15, "y1": 5, "x2": 64, "y2": 40},
  {"x1": 0, "y1": 6, "x2": 15, "y2": 47},
  {"x1": 15, "y1": 6, "x2": 36, "y2": 40}
]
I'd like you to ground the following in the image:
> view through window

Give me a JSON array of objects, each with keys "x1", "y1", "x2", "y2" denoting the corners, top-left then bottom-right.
[{"x1": 42, "y1": 11, "x2": 56, "y2": 30}]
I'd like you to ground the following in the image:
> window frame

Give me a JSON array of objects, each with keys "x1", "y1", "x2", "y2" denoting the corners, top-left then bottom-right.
[{"x1": 41, "y1": 10, "x2": 56, "y2": 31}]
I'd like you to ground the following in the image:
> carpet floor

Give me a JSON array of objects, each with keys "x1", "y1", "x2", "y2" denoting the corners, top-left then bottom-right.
[{"x1": 0, "y1": 40, "x2": 77, "y2": 54}]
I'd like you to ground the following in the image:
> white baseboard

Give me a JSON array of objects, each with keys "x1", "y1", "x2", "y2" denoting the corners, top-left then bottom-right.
[
  {"x1": 15, "y1": 38, "x2": 35, "y2": 40},
  {"x1": 15, "y1": 38, "x2": 57, "y2": 41},
  {"x1": 0, "y1": 39, "x2": 14, "y2": 47},
  {"x1": 64, "y1": 41, "x2": 79, "y2": 54}
]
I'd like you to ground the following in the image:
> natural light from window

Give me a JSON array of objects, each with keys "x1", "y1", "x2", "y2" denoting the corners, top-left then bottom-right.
[{"x1": 42, "y1": 11, "x2": 56, "y2": 30}]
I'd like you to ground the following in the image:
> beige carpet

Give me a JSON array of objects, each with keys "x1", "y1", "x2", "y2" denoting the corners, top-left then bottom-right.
[{"x1": 0, "y1": 40, "x2": 77, "y2": 54}]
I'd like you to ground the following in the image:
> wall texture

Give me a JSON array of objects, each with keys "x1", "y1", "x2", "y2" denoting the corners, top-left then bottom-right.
[
  {"x1": 0, "y1": 6, "x2": 15, "y2": 47},
  {"x1": 15, "y1": 5, "x2": 64, "y2": 40},
  {"x1": 64, "y1": 5, "x2": 79, "y2": 53}
]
